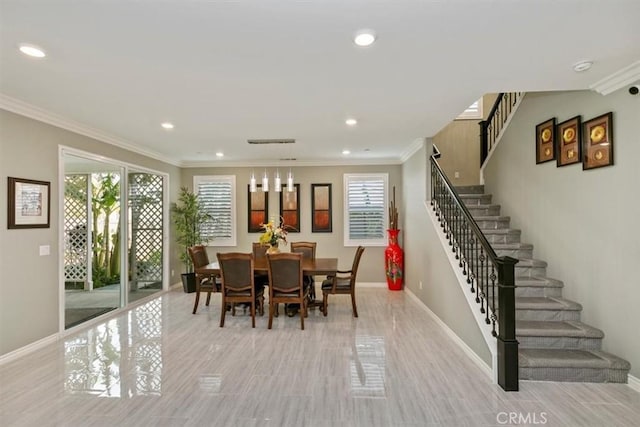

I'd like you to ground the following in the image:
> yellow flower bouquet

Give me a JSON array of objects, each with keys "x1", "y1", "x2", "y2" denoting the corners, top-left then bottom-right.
[{"x1": 259, "y1": 219, "x2": 288, "y2": 249}]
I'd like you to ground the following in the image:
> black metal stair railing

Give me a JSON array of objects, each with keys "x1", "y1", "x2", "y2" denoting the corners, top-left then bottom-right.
[
  {"x1": 430, "y1": 146, "x2": 519, "y2": 391},
  {"x1": 479, "y1": 92, "x2": 524, "y2": 165}
]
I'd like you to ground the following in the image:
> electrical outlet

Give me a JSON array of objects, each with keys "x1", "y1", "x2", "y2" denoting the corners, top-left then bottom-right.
[
  {"x1": 454, "y1": 171, "x2": 460, "y2": 179},
  {"x1": 171, "y1": 269, "x2": 175, "y2": 277},
  {"x1": 419, "y1": 281, "x2": 423, "y2": 289}
]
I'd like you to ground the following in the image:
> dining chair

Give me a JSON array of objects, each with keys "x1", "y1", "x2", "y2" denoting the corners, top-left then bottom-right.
[
  {"x1": 188, "y1": 245, "x2": 221, "y2": 314},
  {"x1": 217, "y1": 252, "x2": 264, "y2": 328},
  {"x1": 266, "y1": 252, "x2": 308, "y2": 330},
  {"x1": 252, "y1": 242, "x2": 270, "y2": 283},
  {"x1": 290, "y1": 241, "x2": 317, "y2": 300},
  {"x1": 321, "y1": 246, "x2": 365, "y2": 317}
]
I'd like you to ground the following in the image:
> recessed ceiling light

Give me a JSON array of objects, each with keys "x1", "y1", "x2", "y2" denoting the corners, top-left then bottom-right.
[
  {"x1": 215, "y1": 152, "x2": 224, "y2": 157},
  {"x1": 342, "y1": 149, "x2": 351, "y2": 155},
  {"x1": 573, "y1": 60, "x2": 593, "y2": 72},
  {"x1": 354, "y1": 30, "x2": 376, "y2": 47},
  {"x1": 345, "y1": 118, "x2": 358, "y2": 126},
  {"x1": 161, "y1": 122, "x2": 174, "y2": 130},
  {"x1": 18, "y1": 43, "x2": 46, "y2": 58}
]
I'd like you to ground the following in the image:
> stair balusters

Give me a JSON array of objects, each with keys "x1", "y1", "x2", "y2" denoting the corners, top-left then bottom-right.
[{"x1": 430, "y1": 148, "x2": 519, "y2": 391}]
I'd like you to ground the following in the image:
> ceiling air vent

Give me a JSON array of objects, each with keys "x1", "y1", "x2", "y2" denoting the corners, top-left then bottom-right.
[{"x1": 247, "y1": 139, "x2": 295, "y2": 145}]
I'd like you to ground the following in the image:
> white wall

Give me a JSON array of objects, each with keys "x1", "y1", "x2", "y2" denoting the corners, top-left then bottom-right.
[
  {"x1": 402, "y1": 143, "x2": 492, "y2": 366},
  {"x1": 0, "y1": 109, "x2": 181, "y2": 356},
  {"x1": 483, "y1": 89, "x2": 640, "y2": 377}
]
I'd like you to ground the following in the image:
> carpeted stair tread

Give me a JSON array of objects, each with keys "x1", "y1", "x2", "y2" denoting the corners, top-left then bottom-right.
[
  {"x1": 519, "y1": 349, "x2": 631, "y2": 370},
  {"x1": 482, "y1": 228, "x2": 520, "y2": 236},
  {"x1": 516, "y1": 258, "x2": 547, "y2": 268},
  {"x1": 517, "y1": 320, "x2": 604, "y2": 338},
  {"x1": 467, "y1": 203, "x2": 501, "y2": 209},
  {"x1": 474, "y1": 215, "x2": 510, "y2": 221},
  {"x1": 516, "y1": 297, "x2": 582, "y2": 311},
  {"x1": 459, "y1": 194, "x2": 492, "y2": 205},
  {"x1": 492, "y1": 242, "x2": 533, "y2": 250},
  {"x1": 516, "y1": 276, "x2": 563, "y2": 288},
  {"x1": 455, "y1": 185, "x2": 485, "y2": 194}
]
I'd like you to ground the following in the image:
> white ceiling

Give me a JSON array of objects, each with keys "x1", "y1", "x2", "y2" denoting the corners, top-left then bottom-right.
[{"x1": 1, "y1": 0, "x2": 639, "y2": 167}]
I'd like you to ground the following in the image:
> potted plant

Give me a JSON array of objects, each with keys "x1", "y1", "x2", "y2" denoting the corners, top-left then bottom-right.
[{"x1": 171, "y1": 187, "x2": 213, "y2": 293}]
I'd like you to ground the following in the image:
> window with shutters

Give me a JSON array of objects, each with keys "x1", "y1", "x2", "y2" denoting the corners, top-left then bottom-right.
[
  {"x1": 193, "y1": 175, "x2": 236, "y2": 246},
  {"x1": 344, "y1": 173, "x2": 388, "y2": 247}
]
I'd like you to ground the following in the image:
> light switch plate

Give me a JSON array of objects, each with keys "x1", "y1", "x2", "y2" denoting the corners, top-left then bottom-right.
[{"x1": 39, "y1": 245, "x2": 50, "y2": 256}]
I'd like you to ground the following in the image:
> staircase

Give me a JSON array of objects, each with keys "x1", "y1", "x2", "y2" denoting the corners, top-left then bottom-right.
[{"x1": 457, "y1": 184, "x2": 631, "y2": 383}]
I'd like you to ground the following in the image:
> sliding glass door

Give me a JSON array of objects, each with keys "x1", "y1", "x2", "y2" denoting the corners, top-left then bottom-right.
[
  {"x1": 62, "y1": 150, "x2": 166, "y2": 329},
  {"x1": 63, "y1": 154, "x2": 123, "y2": 329}
]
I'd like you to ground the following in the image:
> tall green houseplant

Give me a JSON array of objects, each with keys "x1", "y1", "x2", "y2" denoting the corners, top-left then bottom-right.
[{"x1": 171, "y1": 187, "x2": 212, "y2": 292}]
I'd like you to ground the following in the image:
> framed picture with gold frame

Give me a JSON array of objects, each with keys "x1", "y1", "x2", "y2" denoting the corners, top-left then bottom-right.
[
  {"x1": 279, "y1": 183, "x2": 300, "y2": 232},
  {"x1": 248, "y1": 185, "x2": 268, "y2": 233},
  {"x1": 311, "y1": 183, "x2": 332, "y2": 233},
  {"x1": 535, "y1": 118, "x2": 556, "y2": 164},
  {"x1": 582, "y1": 112, "x2": 613, "y2": 170},
  {"x1": 556, "y1": 116, "x2": 582, "y2": 167}
]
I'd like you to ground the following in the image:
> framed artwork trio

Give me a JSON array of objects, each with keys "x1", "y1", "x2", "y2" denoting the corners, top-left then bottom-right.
[{"x1": 535, "y1": 111, "x2": 613, "y2": 170}]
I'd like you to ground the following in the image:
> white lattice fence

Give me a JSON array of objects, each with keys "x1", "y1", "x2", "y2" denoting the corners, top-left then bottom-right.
[
  {"x1": 64, "y1": 175, "x2": 88, "y2": 282},
  {"x1": 129, "y1": 173, "x2": 163, "y2": 288}
]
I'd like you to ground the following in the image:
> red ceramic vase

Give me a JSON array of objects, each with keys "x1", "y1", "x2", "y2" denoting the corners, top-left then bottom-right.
[{"x1": 385, "y1": 229, "x2": 404, "y2": 291}]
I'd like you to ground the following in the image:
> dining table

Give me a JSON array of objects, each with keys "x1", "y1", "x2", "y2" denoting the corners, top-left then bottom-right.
[{"x1": 196, "y1": 257, "x2": 338, "y2": 310}]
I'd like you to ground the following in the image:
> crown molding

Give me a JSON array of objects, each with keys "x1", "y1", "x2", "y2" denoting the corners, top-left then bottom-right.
[
  {"x1": 0, "y1": 94, "x2": 180, "y2": 167},
  {"x1": 400, "y1": 137, "x2": 426, "y2": 163},
  {"x1": 180, "y1": 157, "x2": 403, "y2": 168},
  {"x1": 590, "y1": 60, "x2": 640, "y2": 95}
]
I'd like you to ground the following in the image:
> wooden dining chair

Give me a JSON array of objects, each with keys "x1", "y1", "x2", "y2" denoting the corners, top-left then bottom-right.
[
  {"x1": 217, "y1": 252, "x2": 264, "y2": 328},
  {"x1": 321, "y1": 246, "x2": 365, "y2": 317},
  {"x1": 188, "y1": 245, "x2": 220, "y2": 314},
  {"x1": 252, "y1": 242, "x2": 270, "y2": 312},
  {"x1": 290, "y1": 241, "x2": 317, "y2": 299},
  {"x1": 266, "y1": 252, "x2": 308, "y2": 330}
]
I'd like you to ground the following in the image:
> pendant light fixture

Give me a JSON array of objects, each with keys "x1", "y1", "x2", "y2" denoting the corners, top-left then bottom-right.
[
  {"x1": 262, "y1": 169, "x2": 269, "y2": 192},
  {"x1": 249, "y1": 171, "x2": 257, "y2": 192},
  {"x1": 274, "y1": 170, "x2": 282, "y2": 192},
  {"x1": 246, "y1": 139, "x2": 295, "y2": 192},
  {"x1": 287, "y1": 169, "x2": 294, "y2": 192}
]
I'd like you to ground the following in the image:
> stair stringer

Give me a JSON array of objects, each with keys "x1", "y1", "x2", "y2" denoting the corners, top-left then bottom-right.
[{"x1": 426, "y1": 201, "x2": 499, "y2": 384}]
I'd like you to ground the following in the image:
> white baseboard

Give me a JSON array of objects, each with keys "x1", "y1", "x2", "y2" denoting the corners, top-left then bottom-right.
[
  {"x1": 405, "y1": 287, "x2": 493, "y2": 381},
  {"x1": 0, "y1": 333, "x2": 59, "y2": 366},
  {"x1": 359, "y1": 282, "x2": 387, "y2": 288},
  {"x1": 627, "y1": 374, "x2": 640, "y2": 392}
]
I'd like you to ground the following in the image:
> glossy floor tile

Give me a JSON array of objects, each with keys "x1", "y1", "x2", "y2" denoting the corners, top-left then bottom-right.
[{"x1": 1, "y1": 287, "x2": 639, "y2": 426}]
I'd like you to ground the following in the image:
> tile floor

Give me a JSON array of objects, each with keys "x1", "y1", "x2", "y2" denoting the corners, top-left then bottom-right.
[{"x1": 1, "y1": 287, "x2": 639, "y2": 426}]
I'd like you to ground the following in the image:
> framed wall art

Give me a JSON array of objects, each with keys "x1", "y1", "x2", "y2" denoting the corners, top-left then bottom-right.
[
  {"x1": 8, "y1": 177, "x2": 51, "y2": 229},
  {"x1": 311, "y1": 183, "x2": 332, "y2": 232},
  {"x1": 535, "y1": 118, "x2": 556, "y2": 164},
  {"x1": 248, "y1": 184, "x2": 268, "y2": 232},
  {"x1": 556, "y1": 116, "x2": 582, "y2": 167},
  {"x1": 582, "y1": 112, "x2": 613, "y2": 170},
  {"x1": 279, "y1": 183, "x2": 300, "y2": 232}
]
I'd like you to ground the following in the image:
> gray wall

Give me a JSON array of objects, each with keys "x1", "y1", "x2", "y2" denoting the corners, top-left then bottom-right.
[
  {"x1": 433, "y1": 94, "x2": 499, "y2": 185},
  {"x1": 483, "y1": 89, "x2": 640, "y2": 377},
  {"x1": 181, "y1": 164, "x2": 402, "y2": 282},
  {"x1": 402, "y1": 143, "x2": 492, "y2": 366},
  {"x1": 0, "y1": 109, "x2": 181, "y2": 356}
]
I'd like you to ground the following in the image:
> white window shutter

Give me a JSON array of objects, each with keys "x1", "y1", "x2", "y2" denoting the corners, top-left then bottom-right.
[
  {"x1": 344, "y1": 173, "x2": 388, "y2": 246},
  {"x1": 194, "y1": 175, "x2": 236, "y2": 246}
]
